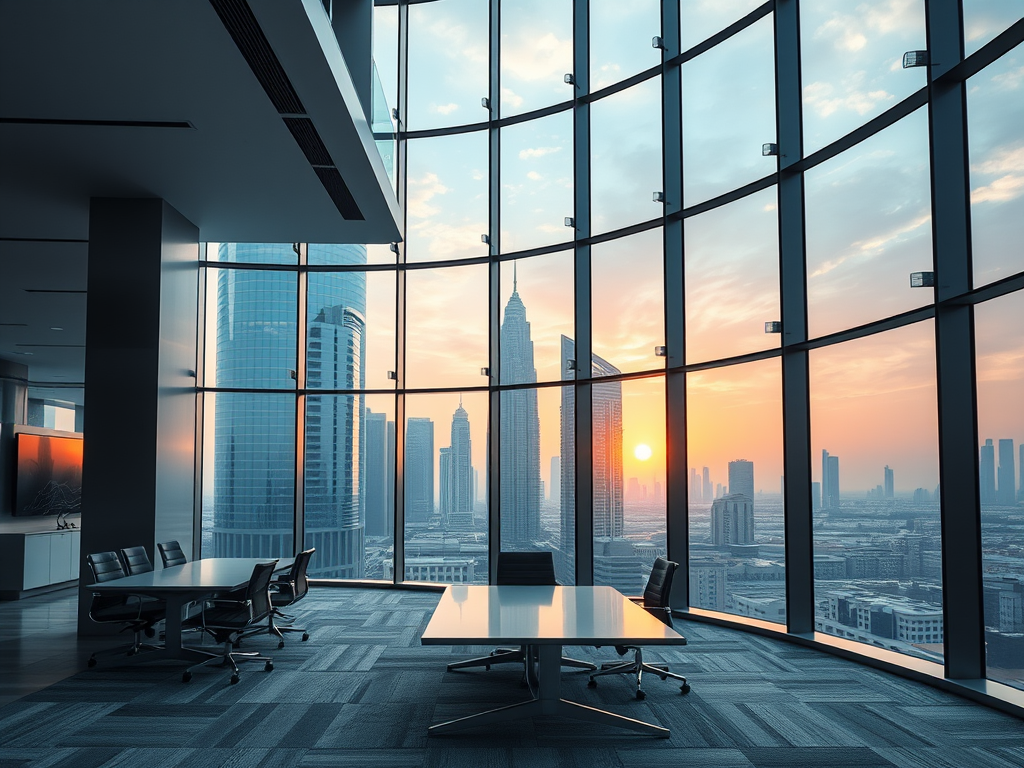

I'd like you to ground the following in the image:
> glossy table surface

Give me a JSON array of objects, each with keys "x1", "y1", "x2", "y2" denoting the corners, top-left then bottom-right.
[
  {"x1": 87, "y1": 557, "x2": 292, "y2": 593},
  {"x1": 421, "y1": 585, "x2": 685, "y2": 647}
]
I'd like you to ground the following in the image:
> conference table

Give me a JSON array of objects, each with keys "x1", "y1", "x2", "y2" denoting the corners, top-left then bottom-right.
[
  {"x1": 87, "y1": 556, "x2": 293, "y2": 664},
  {"x1": 421, "y1": 585, "x2": 687, "y2": 738}
]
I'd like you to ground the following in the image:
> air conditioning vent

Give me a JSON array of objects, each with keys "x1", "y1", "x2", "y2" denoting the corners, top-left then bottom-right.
[
  {"x1": 284, "y1": 117, "x2": 333, "y2": 166},
  {"x1": 209, "y1": 0, "x2": 305, "y2": 115},
  {"x1": 313, "y1": 167, "x2": 364, "y2": 221}
]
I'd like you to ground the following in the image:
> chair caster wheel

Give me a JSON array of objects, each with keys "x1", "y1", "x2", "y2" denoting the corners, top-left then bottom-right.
[
  {"x1": 87, "y1": 657, "x2": 97, "y2": 668},
  {"x1": 278, "y1": 641, "x2": 285, "y2": 649},
  {"x1": 659, "y1": 674, "x2": 667, "y2": 680},
  {"x1": 265, "y1": 662, "x2": 274, "y2": 672},
  {"x1": 182, "y1": 671, "x2": 192, "y2": 683},
  {"x1": 144, "y1": 627, "x2": 156, "y2": 638},
  {"x1": 230, "y1": 674, "x2": 240, "y2": 685},
  {"x1": 587, "y1": 679, "x2": 597, "y2": 688},
  {"x1": 484, "y1": 665, "x2": 490, "y2": 671},
  {"x1": 302, "y1": 633, "x2": 309, "y2": 642},
  {"x1": 680, "y1": 683, "x2": 691, "y2": 694},
  {"x1": 636, "y1": 690, "x2": 646, "y2": 701}
]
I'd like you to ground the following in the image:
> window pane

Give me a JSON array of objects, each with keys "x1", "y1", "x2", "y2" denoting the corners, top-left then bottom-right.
[
  {"x1": 406, "y1": 263, "x2": 489, "y2": 389},
  {"x1": 500, "y1": 0, "x2": 573, "y2": 116},
  {"x1": 967, "y1": 43, "x2": 1024, "y2": 288},
  {"x1": 402, "y1": 392, "x2": 489, "y2": 584},
  {"x1": 406, "y1": 132, "x2": 489, "y2": 263},
  {"x1": 591, "y1": 79, "x2": 663, "y2": 235},
  {"x1": 687, "y1": 359, "x2": 786, "y2": 625},
  {"x1": 206, "y1": 241, "x2": 297, "y2": 265},
  {"x1": 310, "y1": 243, "x2": 395, "y2": 266},
  {"x1": 500, "y1": 253, "x2": 574, "y2": 385},
  {"x1": 975, "y1": 291, "x2": 1024, "y2": 690},
  {"x1": 805, "y1": 109, "x2": 933, "y2": 339},
  {"x1": 963, "y1": 0, "x2": 1024, "y2": 56},
  {"x1": 593, "y1": 377, "x2": 665, "y2": 596},
  {"x1": 590, "y1": 0, "x2": 661, "y2": 88},
  {"x1": 682, "y1": 13, "x2": 776, "y2": 205},
  {"x1": 685, "y1": 186, "x2": 780, "y2": 363},
  {"x1": 407, "y1": 0, "x2": 489, "y2": 130},
  {"x1": 500, "y1": 112, "x2": 574, "y2": 253},
  {"x1": 680, "y1": 0, "x2": 765, "y2": 52},
  {"x1": 203, "y1": 392, "x2": 295, "y2": 560},
  {"x1": 592, "y1": 228, "x2": 664, "y2": 376},
  {"x1": 500, "y1": 387, "x2": 571, "y2": 575},
  {"x1": 307, "y1": 268, "x2": 395, "y2": 391},
  {"x1": 304, "y1": 394, "x2": 394, "y2": 580},
  {"x1": 373, "y1": 4, "x2": 399, "y2": 117},
  {"x1": 801, "y1": 0, "x2": 927, "y2": 155},
  {"x1": 206, "y1": 265, "x2": 297, "y2": 389},
  {"x1": 810, "y1": 322, "x2": 943, "y2": 662}
]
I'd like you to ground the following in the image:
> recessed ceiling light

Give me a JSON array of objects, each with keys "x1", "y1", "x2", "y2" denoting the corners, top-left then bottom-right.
[{"x1": 50, "y1": 326, "x2": 64, "y2": 331}]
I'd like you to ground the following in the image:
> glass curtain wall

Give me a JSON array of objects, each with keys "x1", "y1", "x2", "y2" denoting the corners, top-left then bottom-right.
[{"x1": 196, "y1": 1, "x2": 1024, "y2": 698}]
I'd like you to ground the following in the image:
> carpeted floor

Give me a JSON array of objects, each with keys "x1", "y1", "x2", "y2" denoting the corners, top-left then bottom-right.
[{"x1": 1, "y1": 587, "x2": 1023, "y2": 768}]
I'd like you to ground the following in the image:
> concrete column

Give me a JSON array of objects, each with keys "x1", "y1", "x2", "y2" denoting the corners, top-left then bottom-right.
[
  {"x1": 78, "y1": 198, "x2": 199, "y2": 634},
  {"x1": 0, "y1": 359, "x2": 28, "y2": 425}
]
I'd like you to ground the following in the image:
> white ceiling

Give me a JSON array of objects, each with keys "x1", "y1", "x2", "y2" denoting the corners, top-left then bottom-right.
[{"x1": 0, "y1": 0, "x2": 402, "y2": 404}]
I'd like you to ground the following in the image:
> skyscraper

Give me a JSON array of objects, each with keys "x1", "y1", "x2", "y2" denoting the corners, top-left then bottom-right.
[
  {"x1": 212, "y1": 243, "x2": 367, "y2": 578},
  {"x1": 884, "y1": 465, "x2": 894, "y2": 499},
  {"x1": 711, "y1": 494, "x2": 754, "y2": 545},
  {"x1": 728, "y1": 459, "x2": 754, "y2": 504},
  {"x1": 558, "y1": 335, "x2": 622, "y2": 583},
  {"x1": 821, "y1": 450, "x2": 840, "y2": 509},
  {"x1": 364, "y1": 409, "x2": 394, "y2": 538},
  {"x1": 980, "y1": 439, "x2": 996, "y2": 505},
  {"x1": 1020, "y1": 445, "x2": 1023, "y2": 502},
  {"x1": 703, "y1": 467, "x2": 711, "y2": 502},
  {"x1": 441, "y1": 401, "x2": 474, "y2": 530},
  {"x1": 549, "y1": 456, "x2": 560, "y2": 503},
  {"x1": 405, "y1": 417, "x2": 434, "y2": 524},
  {"x1": 499, "y1": 277, "x2": 541, "y2": 548},
  {"x1": 998, "y1": 439, "x2": 1016, "y2": 505},
  {"x1": 811, "y1": 481, "x2": 821, "y2": 511}
]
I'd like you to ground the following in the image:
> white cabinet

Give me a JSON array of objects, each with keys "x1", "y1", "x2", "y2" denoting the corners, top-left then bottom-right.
[
  {"x1": 49, "y1": 532, "x2": 74, "y2": 583},
  {"x1": 23, "y1": 534, "x2": 51, "y2": 590}
]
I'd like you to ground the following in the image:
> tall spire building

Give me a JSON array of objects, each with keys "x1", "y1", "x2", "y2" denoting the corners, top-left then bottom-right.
[
  {"x1": 499, "y1": 273, "x2": 542, "y2": 549},
  {"x1": 441, "y1": 400, "x2": 474, "y2": 530}
]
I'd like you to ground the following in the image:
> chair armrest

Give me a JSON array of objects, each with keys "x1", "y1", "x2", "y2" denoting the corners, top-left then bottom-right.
[{"x1": 202, "y1": 598, "x2": 252, "y2": 611}]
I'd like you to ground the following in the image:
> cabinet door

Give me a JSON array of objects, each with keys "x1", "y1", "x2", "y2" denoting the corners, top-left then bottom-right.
[
  {"x1": 70, "y1": 531, "x2": 81, "y2": 582},
  {"x1": 49, "y1": 533, "x2": 73, "y2": 583},
  {"x1": 23, "y1": 535, "x2": 51, "y2": 589}
]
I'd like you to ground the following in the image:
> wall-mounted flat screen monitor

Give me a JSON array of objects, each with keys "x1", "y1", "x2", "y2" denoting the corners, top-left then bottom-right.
[{"x1": 14, "y1": 433, "x2": 83, "y2": 516}]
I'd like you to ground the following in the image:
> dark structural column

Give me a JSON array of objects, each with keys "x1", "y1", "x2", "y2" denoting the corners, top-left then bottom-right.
[
  {"x1": 927, "y1": 2, "x2": 986, "y2": 680},
  {"x1": 487, "y1": 0, "x2": 502, "y2": 582},
  {"x1": 661, "y1": 0, "x2": 688, "y2": 609},
  {"x1": 571, "y1": 0, "x2": 593, "y2": 586},
  {"x1": 78, "y1": 198, "x2": 199, "y2": 634},
  {"x1": 775, "y1": 0, "x2": 815, "y2": 635}
]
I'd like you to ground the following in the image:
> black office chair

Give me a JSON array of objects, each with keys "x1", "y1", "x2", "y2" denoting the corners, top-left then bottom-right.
[
  {"x1": 269, "y1": 547, "x2": 314, "y2": 646},
  {"x1": 120, "y1": 546, "x2": 155, "y2": 575},
  {"x1": 587, "y1": 557, "x2": 690, "y2": 699},
  {"x1": 446, "y1": 551, "x2": 596, "y2": 673},
  {"x1": 157, "y1": 540, "x2": 187, "y2": 568},
  {"x1": 182, "y1": 560, "x2": 277, "y2": 685},
  {"x1": 85, "y1": 551, "x2": 165, "y2": 668}
]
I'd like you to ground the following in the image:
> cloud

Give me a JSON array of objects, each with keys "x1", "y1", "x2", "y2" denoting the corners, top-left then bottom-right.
[
  {"x1": 992, "y1": 64, "x2": 1024, "y2": 92},
  {"x1": 501, "y1": 32, "x2": 572, "y2": 83},
  {"x1": 433, "y1": 103, "x2": 459, "y2": 115},
  {"x1": 519, "y1": 146, "x2": 562, "y2": 160},
  {"x1": 406, "y1": 172, "x2": 449, "y2": 220},
  {"x1": 971, "y1": 175, "x2": 1024, "y2": 205},
  {"x1": 526, "y1": 171, "x2": 543, "y2": 181},
  {"x1": 972, "y1": 145, "x2": 1024, "y2": 176},
  {"x1": 971, "y1": 146, "x2": 1024, "y2": 205},
  {"x1": 500, "y1": 87, "x2": 524, "y2": 109},
  {"x1": 803, "y1": 81, "x2": 895, "y2": 118},
  {"x1": 808, "y1": 212, "x2": 931, "y2": 278}
]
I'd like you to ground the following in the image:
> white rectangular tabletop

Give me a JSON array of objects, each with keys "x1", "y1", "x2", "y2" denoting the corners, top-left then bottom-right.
[
  {"x1": 87, "y1": 557, "x2": 293, "y2": 595},
  {"x1": 421, "y1": 585, "x2": 686, "y2": 647}
]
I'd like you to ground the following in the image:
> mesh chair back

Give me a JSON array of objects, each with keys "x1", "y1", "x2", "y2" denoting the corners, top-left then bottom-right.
[
  {"x1": 245, "y1": 561, "x2": 279, "y2": 622},
  {"x1": 289, "y1": 548, "x2": 315, "y2": 601},
  {"x1": 157, "y1": 540, "x2": 187, "y2": 568},
  {"x1": 642, "y1": 557, "x2": 678, "y2": 624},
  {"x1": 120, "y1": 546, "x2": 154, "y2": 575},
  {"x1": 497, "y1": 551, "x2": 556, "y2": 586},
  {"x1": 86, "y1": 551, "x2": 127, "y2": 612}
]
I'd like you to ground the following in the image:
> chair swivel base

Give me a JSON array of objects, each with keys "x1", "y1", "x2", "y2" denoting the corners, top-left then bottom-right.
[
  {"x1": 587, "y1": 647, "x2": 690, "y2": 700},
  {"x1": 182, "y1": 642, "x2": 274, "y2": 685}
]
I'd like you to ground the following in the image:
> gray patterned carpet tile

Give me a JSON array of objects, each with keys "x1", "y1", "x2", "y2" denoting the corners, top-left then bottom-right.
[{"x1": 1, "y1": 587, "x2": 1023, "y2": 768}]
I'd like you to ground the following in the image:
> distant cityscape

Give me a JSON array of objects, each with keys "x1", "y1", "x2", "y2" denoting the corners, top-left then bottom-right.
[{"x1": 201, "y1": 243, "x2": 1024, "y2": 689}]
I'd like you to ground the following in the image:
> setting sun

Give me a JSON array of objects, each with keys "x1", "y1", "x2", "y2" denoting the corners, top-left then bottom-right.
[{"x1": 634, "y1": 444, "x2": 652, "y2": 461}]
